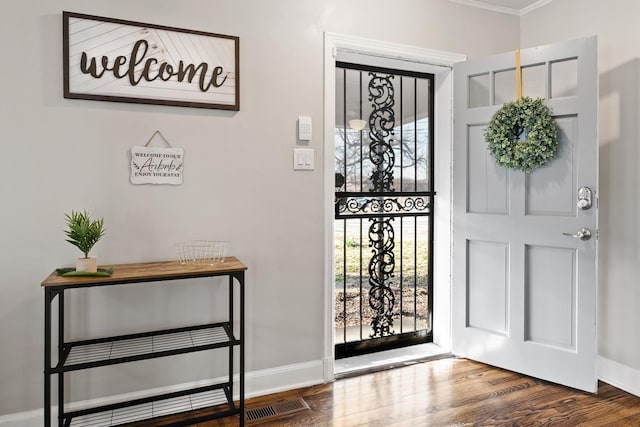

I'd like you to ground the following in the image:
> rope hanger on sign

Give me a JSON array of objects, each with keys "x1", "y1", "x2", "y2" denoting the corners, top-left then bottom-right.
[{"x1": 144, "y1": 130, "x2": 173, "y2": 148}]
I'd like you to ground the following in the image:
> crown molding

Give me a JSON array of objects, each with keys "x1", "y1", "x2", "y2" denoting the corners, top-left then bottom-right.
[
  {"x1": 520, "y1": 0, "x2": 553, "y2": 15},
  {"x1": 448, "y1": 0, "x2": 552, "y2": 16}
]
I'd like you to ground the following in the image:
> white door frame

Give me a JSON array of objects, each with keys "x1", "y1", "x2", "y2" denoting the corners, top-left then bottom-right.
[{"x1": 322, "y1": 32, "x2": 466, "y2": 381}]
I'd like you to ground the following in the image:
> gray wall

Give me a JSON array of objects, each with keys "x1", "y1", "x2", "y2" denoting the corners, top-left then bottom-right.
[
  {"x1": 521, "y1": 0, "x2": 640, "y2": 374},
  {"x1": 0, "y1": 0, "x2": 520, "y2": 416}
]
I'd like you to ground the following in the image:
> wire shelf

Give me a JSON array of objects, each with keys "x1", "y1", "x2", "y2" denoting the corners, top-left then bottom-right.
[
  {"x1": 69, "y1": 388, "x2": 229, "y2": 427},
  {"x1": 64, "y1": 324, "x2": 233, "y2": 369}
]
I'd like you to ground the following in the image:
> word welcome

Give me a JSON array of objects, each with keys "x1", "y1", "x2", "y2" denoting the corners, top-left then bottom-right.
[
  {"x1": 133, "y1": 152, "x2": 182, "y2": 159},
  {"x1": 80, "y1": 39, "x2": 228, "y2": 92}
]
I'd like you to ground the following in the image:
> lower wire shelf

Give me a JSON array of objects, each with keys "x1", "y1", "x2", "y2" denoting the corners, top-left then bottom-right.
[{"x1": 65, "y1": 383, "x2": 238, "y2": 427}]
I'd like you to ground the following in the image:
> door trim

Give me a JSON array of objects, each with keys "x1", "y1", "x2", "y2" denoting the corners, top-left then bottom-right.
[{"x1": 322, "y1": 32, "x2": 465, "y2": 381}]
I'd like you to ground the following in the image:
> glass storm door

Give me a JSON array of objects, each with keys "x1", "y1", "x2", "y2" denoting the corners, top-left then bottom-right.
[{"x1": 334, "y1": 62, "x2": 435, "y2": 358}]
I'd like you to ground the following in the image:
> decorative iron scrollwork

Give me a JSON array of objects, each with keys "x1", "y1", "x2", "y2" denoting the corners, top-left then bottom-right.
[
  {"x1": 368, "y1": 73, "x2": 396, "y2": 194},
  {"x1": 368, "y1": 217, "x2": 396, "y2": 337},
  {"x1": 335, "y1": 195, "x2": 431, "y2": 217},
  {"x1": 367, "y1": 71, "x2": 397, "y2": 338}
]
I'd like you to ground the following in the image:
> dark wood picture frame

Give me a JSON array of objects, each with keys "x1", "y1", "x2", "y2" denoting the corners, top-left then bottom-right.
[{"x1": 63, "y1": 11, "x2": 240, "y2": 111}]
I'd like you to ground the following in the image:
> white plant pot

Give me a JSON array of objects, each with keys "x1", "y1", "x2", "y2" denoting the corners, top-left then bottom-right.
[{"x1": 76, "y1": 257, "x2": 97, "y2": 273}]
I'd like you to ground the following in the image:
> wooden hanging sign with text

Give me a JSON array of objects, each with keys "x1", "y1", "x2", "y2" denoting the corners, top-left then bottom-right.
[
  {"x1": 63, "y1": 11, "x2": 239, "y2": 111},
  {"x1": 130, "y1": 146, "x2": 184, "y2": 185}
]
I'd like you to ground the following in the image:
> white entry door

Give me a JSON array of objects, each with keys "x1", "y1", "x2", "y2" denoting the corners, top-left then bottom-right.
[{"x1": 452, "y1": 37, "x2": 598, "y2": 392}]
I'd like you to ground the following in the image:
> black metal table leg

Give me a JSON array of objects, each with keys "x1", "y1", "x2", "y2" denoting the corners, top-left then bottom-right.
[
  {"x1": 58, "y1": 290, "x2": 65, "y2": 427},
  {"x1": 239, "y1": 271, "x2": 245, "y2": 427},
  {"x1": 44, "y1": 288, "x2": 52, "y2": 427},
  {"x1": 228, "y1": 275, "x2": 234, "y2": 408}
]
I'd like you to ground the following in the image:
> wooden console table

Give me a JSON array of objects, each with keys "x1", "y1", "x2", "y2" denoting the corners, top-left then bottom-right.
[{"x1": 42, "y1": 257, "x2": 247, "y2": 427}]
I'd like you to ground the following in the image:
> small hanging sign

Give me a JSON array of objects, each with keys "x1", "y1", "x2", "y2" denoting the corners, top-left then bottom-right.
[{"x1": 130, "y1": 131, "x2": 184, "y2": 185}]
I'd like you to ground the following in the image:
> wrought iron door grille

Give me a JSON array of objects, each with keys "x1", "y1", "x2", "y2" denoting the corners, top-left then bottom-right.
[
  {"x1": 335, "y1": 62, "x2": 435, "y2": 359},
  {"x1": 335, "y1": 192, "x2": 431, "y2": 218}
]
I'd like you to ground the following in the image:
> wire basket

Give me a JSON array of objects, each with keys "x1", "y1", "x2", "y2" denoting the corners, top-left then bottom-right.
[{"x1": 177, "y1": 241, "x2": 227, "y2": 265}]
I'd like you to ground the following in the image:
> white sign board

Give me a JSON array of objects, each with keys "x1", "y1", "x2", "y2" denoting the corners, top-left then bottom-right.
[
  {"x1": 63, "y1": 11, "x2": 240, "y2": 111},
  {"x1": 130, "y1": 146, "x2": 184, "y2": 185}
]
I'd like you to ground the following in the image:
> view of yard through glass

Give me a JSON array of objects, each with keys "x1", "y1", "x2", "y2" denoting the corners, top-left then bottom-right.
[{"x1": 335, "y1": 218, "x2": 430, "y2": 343}]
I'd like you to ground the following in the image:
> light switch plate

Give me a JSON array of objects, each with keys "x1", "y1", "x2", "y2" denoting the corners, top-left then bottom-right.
[{"x1": 293, "y1": 148, "x2": 314, "y2": 170}]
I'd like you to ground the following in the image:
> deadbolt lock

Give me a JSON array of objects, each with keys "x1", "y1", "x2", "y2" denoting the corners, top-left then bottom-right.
[{"x1": 577, "y1": 186, "x2": 593, "y2": 210}]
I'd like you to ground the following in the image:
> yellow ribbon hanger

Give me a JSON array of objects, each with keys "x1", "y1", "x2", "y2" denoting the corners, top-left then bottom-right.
[{"x1": 515, "y1": 49, "x2": 523, "y2": 99}]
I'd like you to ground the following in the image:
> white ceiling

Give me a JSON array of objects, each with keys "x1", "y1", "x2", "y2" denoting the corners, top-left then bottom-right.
[{"x1": 448, "y1": 0, "x2": 552, "y2": 15}]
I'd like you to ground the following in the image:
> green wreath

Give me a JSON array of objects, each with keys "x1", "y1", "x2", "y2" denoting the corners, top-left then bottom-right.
[{"x1": 484, "y1": 96, "x2": 558, "y2": 173}]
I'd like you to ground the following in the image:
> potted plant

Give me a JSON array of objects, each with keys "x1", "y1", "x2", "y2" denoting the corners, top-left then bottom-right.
[{"x1": 64, "y1": 210, "x2": 105, "y2": 273}]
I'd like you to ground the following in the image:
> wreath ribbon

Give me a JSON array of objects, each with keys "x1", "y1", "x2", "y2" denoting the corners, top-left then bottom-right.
[{"x1": 515, "y1": 49, "x2": 522, "y2": 99}]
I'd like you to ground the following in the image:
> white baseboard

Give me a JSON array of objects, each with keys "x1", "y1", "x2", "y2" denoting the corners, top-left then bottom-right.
[
  {"x1": 598, "y1": 355, "x2": 640, "y2": 397},
  {"x1": 0, "y1": 359, "x2": 324, "y2": 427},
  {"x1": 0, "y1": 409, "x2": 43, "y2": 427},
  {"x1": 244, "y1": 359, "x2": 324, "y2": 397}
]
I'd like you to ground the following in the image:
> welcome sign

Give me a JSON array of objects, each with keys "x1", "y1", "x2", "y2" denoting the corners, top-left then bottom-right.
[
  {"x1": 130, "y1": 146, "x2": 184, "y2": 185},
  {"x1": 63, "y1": 12, "x2": 239, "y2": 110}
]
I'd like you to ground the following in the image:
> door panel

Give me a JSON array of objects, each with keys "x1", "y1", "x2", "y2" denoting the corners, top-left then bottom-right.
[
  {"x1": 525, "y1": 116, "x2": 577, "y2": 216},
  {"x1": 453, "y1": 37, "x2": 598, "y2": 392},
  {"x1": 467, "y1": 240, "x2": 509, "y2": 335},
  {"x1": 467, "y1": 124, "x2": 509, "y2": 214},
  {"x1": 525, "y1": 244, "x2": 576, "y2": 349}
]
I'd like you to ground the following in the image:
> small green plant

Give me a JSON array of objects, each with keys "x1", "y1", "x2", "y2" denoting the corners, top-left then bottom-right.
[{"x1": 64, "y1": 210, "x2": 105, "y2": 259}]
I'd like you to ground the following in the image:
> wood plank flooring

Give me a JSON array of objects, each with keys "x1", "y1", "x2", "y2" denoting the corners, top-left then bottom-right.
[{"x1": 148, "y1": 358, "x2": 640, "y2": 426}]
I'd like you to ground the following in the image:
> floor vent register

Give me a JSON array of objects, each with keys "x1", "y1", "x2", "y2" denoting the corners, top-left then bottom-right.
[{"x1": 245, "y1": 397, "x2": 310, "y2": 422}]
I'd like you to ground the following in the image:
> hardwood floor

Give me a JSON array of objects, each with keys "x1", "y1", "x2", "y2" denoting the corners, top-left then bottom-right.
[{"x1": 149, "y1": 358, "x2": 640, "y2": 426}]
